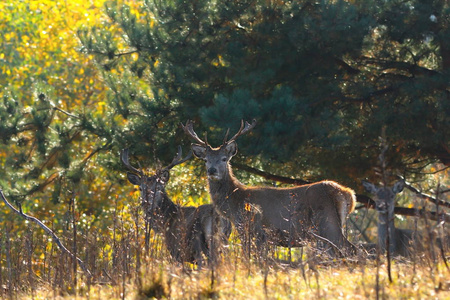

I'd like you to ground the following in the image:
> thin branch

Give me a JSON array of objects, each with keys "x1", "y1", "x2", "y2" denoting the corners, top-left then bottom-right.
[
  {"x1": 81, "y1": 143, "x2": 111, "y2": 166},
  {"x1": 396, "y1": 176, "x2": 450, "y2": 209},
  {"x1": 52, "y1": 106, "x2": 80, "y2": 119},
  {"x1": 0, "y1": 189, "x2": 92, "y2": 278},
  {"x1": 233, "y1": 162, "x2": 310, "y2": 185},
  {"x1": 89, "y1": 49, "x2": 139, "y2": 58},
  {"x1": 356, "y1": 194, "x2": 450, "y2": 222},
  {"x1": 310, "y1": 232, "x2": 346, "y2": 258},
  {"x1": 348, "y1": 217, "x2": 371, "y2": 243},
  {"x1": 393, "y1": 206, "x2": 450, "y2": 223},
  {"x1": 438, "y1": 189, "x2": 450, "y2": 195}
]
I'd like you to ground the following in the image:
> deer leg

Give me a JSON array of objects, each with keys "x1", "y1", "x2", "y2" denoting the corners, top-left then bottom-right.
[
  {"x1": 203, "y1": 216, "x2": 215, "y2": 266},
  {"x1": 317, "y1": 213, "x2": 352, "y2": 256},
  {"x1": 193, "y1": 234, "x2": 206, "y2": 270}
]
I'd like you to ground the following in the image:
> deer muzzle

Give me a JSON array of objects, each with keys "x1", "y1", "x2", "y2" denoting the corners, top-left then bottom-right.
[
  {"x1": 207, "y1": 167, "x2": 222, "y2": 180},
  {"x1": 207, "y1": 167, "x2": 217, "y2": 175}
]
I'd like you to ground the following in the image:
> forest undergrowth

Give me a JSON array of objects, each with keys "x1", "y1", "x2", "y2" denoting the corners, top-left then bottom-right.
[{"x1": 1, "y1": 210, "x2": 449, "y2": 300}]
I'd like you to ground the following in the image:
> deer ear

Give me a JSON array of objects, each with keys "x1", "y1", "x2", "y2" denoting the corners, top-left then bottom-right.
[
  {"x1": 192, "y1": 144, "x2": 207, "y2": 160},
  {"x1": 127, "y1": 172, "x2": 141, "y2": 186},
  {"x1": 225, "y1": 141, "x2": 238, "y2": 157},
  {"x1": 392, "y1": 180, "x2": 405, "y2": 194},
  {"x1": 362, "y1": 180, "x2": 377, "y2": 194},
  {"x1": 160, "y1": 170, "x2": 170, "y2": 183}
]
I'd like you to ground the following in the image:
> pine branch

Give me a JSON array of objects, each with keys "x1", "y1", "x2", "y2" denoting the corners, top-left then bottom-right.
[{"x1": 397, "y1": 177, "x2": 450, "y2": 209}]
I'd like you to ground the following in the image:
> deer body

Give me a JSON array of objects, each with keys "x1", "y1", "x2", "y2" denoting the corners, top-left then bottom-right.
[
  {"x1": 183, "y1": 120, "x2": 356, "y2": 254},
  {"x1": 141, "y1": 188, "x2": 230, "y2": 264},
  {"x1": 381, "y1": 225, "x2": 418, "y2": 257},
  {"x1": 209, "y1": 167, "x2": 355, "y2": 248},
  {"x1": 122, "y1": 148, "x2": 231, "y2": 268}
]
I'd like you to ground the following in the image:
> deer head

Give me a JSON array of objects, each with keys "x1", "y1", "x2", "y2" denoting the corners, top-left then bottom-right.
[
  {"x1": 362, "y1": 180, "x2": 405, "y2": 216},
  {"x1": 182, "y1": 120, "x2": 256, "y2": 181},
  {"x1": 121, "y1": 147, "x2": 192, "y2": 208}
]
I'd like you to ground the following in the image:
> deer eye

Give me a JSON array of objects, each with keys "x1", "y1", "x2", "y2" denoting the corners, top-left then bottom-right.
[{"x1": 221, "y1": 157, "x2": 227, "y2": 162}]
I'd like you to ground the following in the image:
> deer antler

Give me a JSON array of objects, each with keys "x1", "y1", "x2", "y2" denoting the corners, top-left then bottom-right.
[
  {"x1": 225, "y1": 119, "x2": 257, "y2": 145},
  {"x1": 222, "y1": 128, "x2": 230, "y2": 145},
  {"x1": 121, "y1": 148, "x2": 143, "y2": 175},
  {"x1": 164, "y1": 146, "x2": 193, "y2": 170},
  {"x1": 181, "y1": 120, "x2": 208, "y2": 145}
]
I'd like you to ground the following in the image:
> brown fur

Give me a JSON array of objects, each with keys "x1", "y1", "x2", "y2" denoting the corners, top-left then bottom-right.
[{"x1": 192, "y1": 143, "x2": 357, "y2": 254}]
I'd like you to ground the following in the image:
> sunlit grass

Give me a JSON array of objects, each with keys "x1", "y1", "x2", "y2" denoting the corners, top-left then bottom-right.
[
  {"x1": 14, "y1": 248, "x2": 450, "y2": 300},
  {"x1": 4, "y1": 190, "x2": 448, "y2": 299}
]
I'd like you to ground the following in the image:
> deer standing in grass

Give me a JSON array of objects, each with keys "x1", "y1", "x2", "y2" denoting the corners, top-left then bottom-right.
[
  {"x1": 362, "y1": 180, "x2": 422, "y2": 257},
  {"x1": 121, "y1": 147, "x2": 231, "y2": 268},
  {"x1": 182, "y1": 120, "x2": 357, "y2": 255}
]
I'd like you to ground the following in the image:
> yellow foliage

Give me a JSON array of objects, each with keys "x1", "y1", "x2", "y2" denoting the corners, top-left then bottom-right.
[
  {"x1": 0, "y1": 0, "x2": 109, "y2": 108},
  {"x1": 0, "y1": 0, "x2": 141, "y2": 252}
]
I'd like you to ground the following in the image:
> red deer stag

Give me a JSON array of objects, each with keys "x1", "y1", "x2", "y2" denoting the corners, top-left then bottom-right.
[
  {"x1": 182, "y1": 120, "x2": 357, "y2": 255},
  {"x1": 121, "y1": 147, "x2": 231, "y2": 268}
]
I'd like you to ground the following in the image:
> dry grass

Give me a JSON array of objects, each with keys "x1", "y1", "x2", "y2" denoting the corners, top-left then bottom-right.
[
  {"x1": 6, "y1": 240, "x2": 450, "y2": 300},
  {"x1": 1, "y1": 195, "x2": 449, "y2": 300}
]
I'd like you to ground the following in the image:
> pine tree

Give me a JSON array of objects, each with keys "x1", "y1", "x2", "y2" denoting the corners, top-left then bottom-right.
[{"x1": 79, "y1": 0, "x2": 449, "y2": 185}]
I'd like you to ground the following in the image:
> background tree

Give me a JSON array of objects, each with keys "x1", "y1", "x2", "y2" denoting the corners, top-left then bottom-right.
[
  {"x1": 0, "y1": 1, "x2": 206, "y2": 286},
  {"x1": 0, "y1": 1, "x2": 135, "y2": 283},
  {"x1": 0, "y1": 1, "x2": 163, "y2": 290},
  {"x1": 78, "y1": 0, "x2": 449, "y2": 188}
]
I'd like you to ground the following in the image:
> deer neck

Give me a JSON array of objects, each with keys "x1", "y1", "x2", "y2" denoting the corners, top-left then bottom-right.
[
  {"x1": 377, "y1": 208, "x2": 396, "y2": 252},
  {"x1": 144, "y1": 192, "x2": 179, "y2": 232},
  {"x1": 207, "y1": 164, "x2": 244, "y2": 220},
  {"x1": 159, "y1": 193, "x2": 179, "y2": 218}
]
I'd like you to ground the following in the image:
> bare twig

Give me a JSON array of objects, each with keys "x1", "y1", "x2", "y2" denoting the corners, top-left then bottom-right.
[
  {"x1": 310, "y1": 232, "x2": 346, "y2": 258},
  {"x1": 348, "y1": 217, "x2": 372, "y2": 243},
  {"x1": 396, "y1": 176, "x2": 450, "y2": 208},
  {"x1": 378, "y1": 127, "x2": 392, "y2": 283},
  {"x1": 52, "y1": 106, "x2": 80, "y2": 119},
  {"x1": 0, "y1": 189, "x2": 92, "y2": 278}
]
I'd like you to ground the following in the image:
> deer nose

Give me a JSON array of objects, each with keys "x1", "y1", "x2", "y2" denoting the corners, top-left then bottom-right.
[{"x1": 207, "y1": 167, "x2": 217, "y2": 175}]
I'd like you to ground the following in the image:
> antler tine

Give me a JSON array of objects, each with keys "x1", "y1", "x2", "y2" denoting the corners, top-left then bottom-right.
[
  {"x1": 181, "y1": 120, "x2": 207, "y2": 145},
  {"x1": 120, "y1": 148, "x2": 142, "y2": 175},
  {"x1": 174, "y1": 145, "x2": 183, "y2": 162},
  {"x1": 222, "y1": 128, "x2": 230, "y2": 145},
  {"x1": 227, "y1": 119, "x2": 257, "y2": 144},
  {"x1": 164, "y1": 146, "x2": 193, "y2": 170}
]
